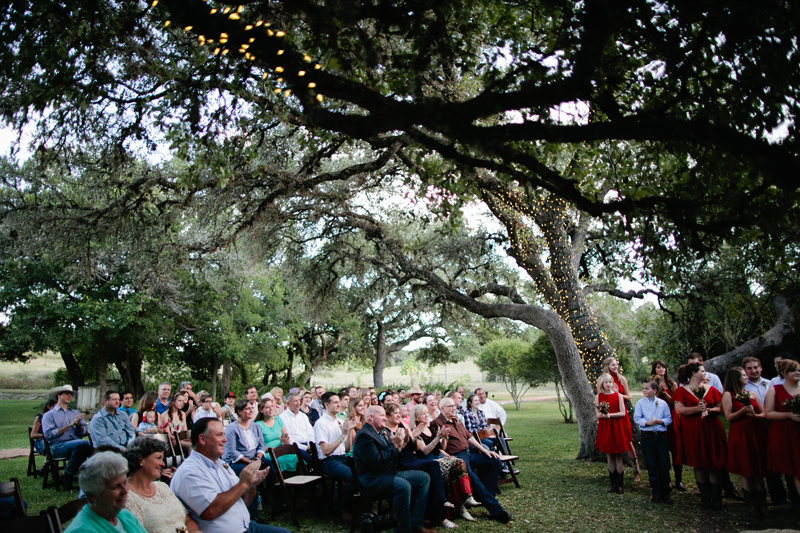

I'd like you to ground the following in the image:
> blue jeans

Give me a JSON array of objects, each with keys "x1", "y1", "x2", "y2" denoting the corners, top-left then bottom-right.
[
  {"x1": 454, "y1": 451, "x2": 503, "y2": 516},
  {"x1": 400, "y1": 457, "x2": 446, "y2": 522},
  {"x1": 640, "y1": 431, "x2": 671, "y2": 496},
  {"x1": 247, "y1": 520, "x2": 291, "y2": 533},
  {"x1": 49, "y1": 439, "x2": 92, "y2": 477},
  {"x1": 393, "y1": 470, "x2": 430, "y2": 533},
  {"x1": 321, "y1": 455, "x2": 354, "y2": 506}
]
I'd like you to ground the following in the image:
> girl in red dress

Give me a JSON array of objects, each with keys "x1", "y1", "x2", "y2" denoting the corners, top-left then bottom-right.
[
  {"x1": 721, "y1": 367, "x2": 768, "y2": 516},
  {"x1": 601, "y1": 356, "x2": 642, "y2": 483},
  {"x1": 674, "y1": 362, "x2": 727, "y2": 510},
  {"x1": 595, "y1": 373, "x2": 631, "y2": 494},
  {"x1": 764, "y1": 358, "x2": 800, "y2": 509},
  {"x1": 651, "y1": 359, "x2": 684, "y2": 491}
]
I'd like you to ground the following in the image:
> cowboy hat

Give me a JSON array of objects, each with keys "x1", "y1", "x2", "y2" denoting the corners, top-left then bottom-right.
[
  {"x1": 49, "y1": 384, "x2": 76, "y2": 400},
  {"x1": 404, "y1": 385, "x2": 424, "y2": 397}
]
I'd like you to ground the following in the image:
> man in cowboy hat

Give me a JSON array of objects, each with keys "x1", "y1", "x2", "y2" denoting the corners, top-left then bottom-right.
[
  {"x1": 40, "y1": 384, "x2": 92, "y2": 490},
  {"x1": 404, "y1": 386, "x2": 424, "y2": 409}
]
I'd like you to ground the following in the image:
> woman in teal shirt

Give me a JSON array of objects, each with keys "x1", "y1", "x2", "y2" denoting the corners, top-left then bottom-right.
[
  {"x1": 254, "y1": 397, "x2": 297, "y2": 472},
  {"x1": 65, "y1": 451, "x2": 148, "y2": 533}
]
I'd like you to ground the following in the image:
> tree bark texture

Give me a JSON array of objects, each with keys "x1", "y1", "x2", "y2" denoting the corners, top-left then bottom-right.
[{"x1": 221, "y1": 357, "x2": 231, "y2": 396}]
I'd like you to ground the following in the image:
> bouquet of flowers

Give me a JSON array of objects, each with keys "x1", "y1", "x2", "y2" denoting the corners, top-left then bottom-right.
[
  {"x1": 782, "y1": 394, "x2": 800, "y2": 415},
  {"x1": 690, "y1": 385, "x2": 706, "y2": 400},
  {"x1": 734, "y1": 391, "x2": 751, "y2": 406},
  {"x1": 597, "y1": 402, "x2": 610, "y2": 415}
]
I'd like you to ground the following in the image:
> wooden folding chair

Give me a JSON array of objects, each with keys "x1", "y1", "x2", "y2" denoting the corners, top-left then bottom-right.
[
  {"x1": 3, "y1": 512, "x2": 56, "y2": 533},
  {"x1": 474, "y1": 428, "x2": 520, "y2": 490},
  {"x1": 487, "y1": 417, "x2": 513, "y2": 454},
  {"x1": 268, "y1": 443, "x2": 324, "y2": 527},
  {"x1": 47, "y1": 498, "x2": 88, "y2": 532},
  {"x1": 28, "y1": 427, "x2": 43, "y2": 478},
  {"x1": 346, "y1": 456, "x2": 392, "y2": 533},
  {"x1": 0, "y1": 477, "x2": 26, "y2": 519},
  {"x1": 40, "y1": 439, "x2": 69, "y2": 491}
]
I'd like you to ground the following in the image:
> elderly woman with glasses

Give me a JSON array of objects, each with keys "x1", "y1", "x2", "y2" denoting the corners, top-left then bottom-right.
[{"x1": 64, "y1": 451, "x2": 148, "y2": 533}]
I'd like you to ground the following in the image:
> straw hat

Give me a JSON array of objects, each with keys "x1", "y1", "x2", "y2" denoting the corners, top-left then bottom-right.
[{"x1": 49, "y1": 384, "x2": 76, "y2": 400}]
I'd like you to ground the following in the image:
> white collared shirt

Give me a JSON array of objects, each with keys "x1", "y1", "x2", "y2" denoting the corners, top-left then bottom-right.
[
  {"x1": 171, "y1": 451, "x2": 249, "y2": 533},
  {"x1": 314, "y1": 412, "x2": 345, "y2": 459},
  {"x1": 278, "y1": 408, "x2": 314, "y2": 451},
  {"x1": 478, "y1": 398, "x2": 508, "y2": 425},
  {"x1": 744, "y1": 377, "x2": 772, "y2": 404}
]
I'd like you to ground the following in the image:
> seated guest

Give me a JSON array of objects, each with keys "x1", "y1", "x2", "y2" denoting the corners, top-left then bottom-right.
[
  {"x1": 385, "y1": 403, "x2": 457, "y2": 529},
  {"x1": 155, "y1": 382, "x2": 171, "y2": 415},
  {"x1": 422, "y1": 394, "x2": 440, "y2": 421},
  {"x1": 346, "y1": 397, "x2": 367, "y2": 447},
  {"x1": 255, "y1": 398, "x2": 295, "y2": 472},
  {"x1": 31, "y1": 399, "x2": 57, "y2": 456},
  {"x1": 270, "y1": 387, "x2": 285, "y2": 415},
  {"x1": 64, "y1": 451, "x2": 148, "y2": 533},
  {"x1": 89, "y1": 390, "x2": 136, "y2": 450},
  {"x1": 337, "y1": 391, "x2": 350, "y2": 421},
  {"x1": 41, "y1": 384, "x2": 92, "y2": 490},
  {"x1": 309, "y1": 386, "x2": 325, "y2": 420},
  {"x1": 221, "y1": 392, "x2": 239, "y2": 426},
  {"x1": 118, "y1": 392, "x2": 137, "y2": 418},
  {"x1": 475, "y1": 388, "x2": 508, "y2": 426},
  {"x1": 299, "y1": 390, "x2": 320, "y2": 426},
  {"x1": 278, "y1": 392, "x2": 315, "y2": 465},
  {"x1": 171, "y1": 418, "x2": 290, "y2": 533},
  {"x1": 431, "y1": 398, "x2": 511, "y2": 524},
  {"x1": 193, "y1": 392, "x2": 220, "y2": 423},
  {"x1": 314, "y1": 392, "x2": 359, "y2": 519},
  {"x1": 136, "y1": 410, "x2": 164, "y2": 437},
  {"x1": 125, "y1": 437, "x2": 200, "y2": 532},
  {"x1": 131, "y1": 390, "x2": 158, "y2": 429},
  {"x1": 464, "y1": 393, "x2": 493, "y2": 451},
  {"x1": 409, "y1": 404, "x2": 477, "y2": 522},
  {"x1": 162, "y1": 392, "x2": 191, "y2": 455},
  {"x1": 353, "y1": 406, "x2": 434, "y2": 533},
  {"x1": 445, "y1": 391, "x2": 465, "y2": 423},
  {"x1": 223, "y1": 399, "x2": 275, "y2": 518}
]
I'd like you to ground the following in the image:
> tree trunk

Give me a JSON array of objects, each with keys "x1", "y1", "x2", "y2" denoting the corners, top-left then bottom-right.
[
  {"x1": 373, "y1": 321, "x2": 387, "y2": 389},
  {"x1": 60, "y1": 348, "x2": 85, "y2": 389},
  {"x1": 704, "y1": 292, "x2": 796, "y2": 375},
  {"x1": 111, "y1": 349, "x2": 144, "y2": 397},
  {"x1": 221, "y1": 358, "x2": 231, "y2": 396}
]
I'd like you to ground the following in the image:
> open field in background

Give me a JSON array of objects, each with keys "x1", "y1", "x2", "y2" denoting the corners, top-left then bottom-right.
[
  {"x1": 0, "y1": 351, "x2": 64, "y2": 390},
  {"x1": 1, "y1": 399, "x2": 797, "y2": 532}
]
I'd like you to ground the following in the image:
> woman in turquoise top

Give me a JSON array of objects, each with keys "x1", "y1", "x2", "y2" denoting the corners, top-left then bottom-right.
[
  {"x1": 254, "y1": 397, "x2": 297, "y2": 472},
  {"x1": 64, "y1": 451, "x2": 148, "y2": 533}
]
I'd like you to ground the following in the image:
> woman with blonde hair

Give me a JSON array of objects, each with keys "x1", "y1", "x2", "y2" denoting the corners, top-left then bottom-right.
[
  {"x1": 346, "y1": 396, "x2": 367, "y2": 449},
  {"x1": 601, "y1": 356, "x2": 642, "y2": 483},
  {"x1": 595, "y1": 373, "x2": 631, "y2": 494},
  {"x1": 270, "y1": 387, "x2": 284, "y2": 415}
]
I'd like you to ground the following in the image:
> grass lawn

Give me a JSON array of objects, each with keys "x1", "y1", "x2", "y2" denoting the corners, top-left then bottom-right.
[{"x1": 1, "y1": 399, "x2": 797, "y2": 532}]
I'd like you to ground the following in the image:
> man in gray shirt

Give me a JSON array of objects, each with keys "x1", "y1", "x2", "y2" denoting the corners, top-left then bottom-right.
[{"x1": 89, "y1": 390, "x2": 135, "y2": 450}]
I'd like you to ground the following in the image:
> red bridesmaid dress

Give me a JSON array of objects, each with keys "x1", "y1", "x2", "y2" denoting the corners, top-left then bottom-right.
[
  {"x1": 674, "y1": 386, "x2": 727, "y2": 469},
  {"x1": 767, "y1": 385, "x2": 800, "y2": 477},
  {"x1": 595, "y1": 392, "x2": 632, "y2": 454},
  {"x1": 726, "y1": 394, "x2": 768, "y2": 477},
  {"x1": 657, "y1": 385, "x2": 680, "y2": 460}
]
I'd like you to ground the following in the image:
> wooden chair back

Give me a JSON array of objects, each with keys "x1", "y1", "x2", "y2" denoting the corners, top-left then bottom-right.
[
  {"x1": 0, "y1": 477, "x2": 26, "y2": 518},
  {"x1": 268, "y1": 443, "x2": 323, "y2": 527},
  {"x1": 47, "y1": 498, "x2": 88, "y2": 532},
  {"x1": 28, "y1": 426, "x2": 42, "y2": 478},
  {"x1": 3, "y1": 512, "x2": 56, "y2": 533}
]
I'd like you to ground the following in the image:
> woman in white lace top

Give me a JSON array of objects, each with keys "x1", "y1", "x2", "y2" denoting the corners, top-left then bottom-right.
[{"x1": 124, "y1": 437, "x2": 199, "y2": 533}]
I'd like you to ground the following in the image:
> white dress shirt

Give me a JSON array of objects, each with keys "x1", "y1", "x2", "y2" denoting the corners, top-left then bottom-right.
[
  {"x1": 744, "y1": 377, "x2": 772, "y2": 404},
  {"x1": 634, "y1": 396, "x2": 672, "y2": 432},
  {"x1": 478, "y1": 398, "x2": 508, "y2": 425},
  {"x1": 706, "y1": 371, "x2": 723, "y2": 393},
  {"x1": 279, "y1": 408, "x2": 315, "y2": 451},
  {"x1": 314, "y1": 412, "x2": 346, "y2": 459},
  {"x1": 171, "y1": 451, "x2": 250, "y2": 533}
]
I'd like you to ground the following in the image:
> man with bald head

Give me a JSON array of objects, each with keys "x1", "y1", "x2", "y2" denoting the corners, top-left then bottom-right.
[
  {"x1": 432, "y1": 398, "x2": 511, "y2": 524},
  {"x1": 352, "y1": 405, "x2": 433, "y2": 533}
]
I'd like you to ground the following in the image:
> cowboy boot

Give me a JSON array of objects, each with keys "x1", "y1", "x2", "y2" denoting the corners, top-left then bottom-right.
[
  {"x1": 608, "y1": 470, "x2": 617, "y2": 493},
  {"x1": 711, "y1": 483, "x2": 723, "y2": 510},
  {"x1": 698, "y1": 482, "x2": 711, "y2": 509},
  {"x1": 673, "y1": 465, "x2": 686, "y2": 491},
  {"x1": 616, "y1": 471, "x2": 625, "y2": 495}
]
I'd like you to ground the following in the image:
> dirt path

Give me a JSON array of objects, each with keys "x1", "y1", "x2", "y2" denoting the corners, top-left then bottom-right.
[{"x1": 0, "y1": 448, "x2": 28, "y2": 459}]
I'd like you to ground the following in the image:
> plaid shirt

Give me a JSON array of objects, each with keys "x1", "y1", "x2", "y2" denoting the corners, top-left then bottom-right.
[{"x1": 463, "y1": 407, "x2": 488, "y2": 434}]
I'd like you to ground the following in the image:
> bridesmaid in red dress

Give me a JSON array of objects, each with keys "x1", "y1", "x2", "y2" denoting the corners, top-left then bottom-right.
[
  {"x1": 601, "y1": 356, "x2": 642, "y2": 483},
  {"x1": 595, "y1": 373, "x2": 631, "y2": 494},
  {"x1": 721, "y1": 367, "x2": 768, "y2": 516},
  {"x1": 674, "y1": 362, "x2": 727, "y2": 510},
  {"x1": 764, "y1": 358, "x2": 800, "y2": 510},
  {"x1": 651, "y1": 359, "x2": 684, "y2": 491}
]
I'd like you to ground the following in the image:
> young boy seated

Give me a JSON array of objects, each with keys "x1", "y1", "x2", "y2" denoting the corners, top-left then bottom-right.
[
  {"x1": 633, "y1": 379, "x2": 673, "y2": 504},
  {"x1": 136, "y1": 410, "x2": 162, "y2": 436}
]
